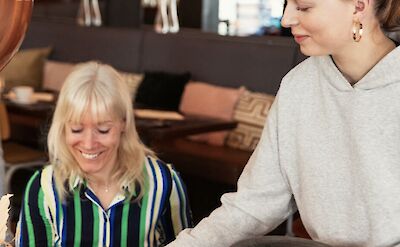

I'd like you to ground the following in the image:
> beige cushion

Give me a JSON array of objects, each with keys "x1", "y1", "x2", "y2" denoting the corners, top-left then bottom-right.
[
  {"x1": 179, "y1": 81, "x2": 244, "y2": 146},
  {"x1": 226, "y1": 90, "x2": 275, "y2": 151},
  {"x1": 119, "y1": 71, "x2": 144, "y2": 99},
  {"x1": 43, "y1": 60, "x2": 143, "y2": 97},
  {"x1": 43, "y1": 60, "x2": 75, "y2": 91},
  {"x1": 0, "y1": 47, "x2": 51, "y2": 90}
]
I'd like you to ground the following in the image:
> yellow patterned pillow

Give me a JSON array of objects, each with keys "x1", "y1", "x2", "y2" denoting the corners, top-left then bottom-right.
[
  {"x1": 226, "y1": 90, "x2": 275, "y2": 151},
  {"x1": 119, "y1": 71, "x2": 144, "y2": 99}
]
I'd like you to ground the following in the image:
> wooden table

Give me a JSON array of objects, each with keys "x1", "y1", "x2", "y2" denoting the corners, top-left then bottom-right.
[{"x1": 3, "y1": 97, "x2": 237, "y2": 147}]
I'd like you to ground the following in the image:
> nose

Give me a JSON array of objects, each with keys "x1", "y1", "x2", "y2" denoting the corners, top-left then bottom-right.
[
  {"x1": 82, "y1": 130, "x2": 97, "y2": 150},
  {"x1": 281, "y1": 3, "x2": 299, "y2": 28}
]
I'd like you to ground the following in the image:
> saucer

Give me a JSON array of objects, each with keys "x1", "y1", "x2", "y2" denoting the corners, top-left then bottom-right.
[{"x1": 10, "y1": 97, "x2": 38, "y2": 105}]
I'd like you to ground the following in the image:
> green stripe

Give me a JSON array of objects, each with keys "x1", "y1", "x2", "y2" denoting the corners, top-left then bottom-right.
[
  {"x1": 92, "y1": 203, "x2": 100, "y2": 247},
  {"x1": 38, "y1": 189, "x2": 53, "y2": 247},
  {"x1": 73, "y1": 189, "x2": 82, "y2": 247},
  {"x1": 139, "y1": 168, "x2": 149, "y2": 247},
  {"x1": 24, "y1": 171, "x2": 39, "y2": 246},
  {"x1": 120, "y1": 202, "x2": 130, "y2": 247}
]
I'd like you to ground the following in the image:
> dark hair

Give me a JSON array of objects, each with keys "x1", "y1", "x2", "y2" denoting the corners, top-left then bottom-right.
[{"x1": 374, "y1": 0, "x2": 400, "y2": 31}]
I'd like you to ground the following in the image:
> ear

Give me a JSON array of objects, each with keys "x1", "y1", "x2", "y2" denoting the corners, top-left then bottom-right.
[{"x1": 352, "y1": 0, "x2": 371, "y2": 20}]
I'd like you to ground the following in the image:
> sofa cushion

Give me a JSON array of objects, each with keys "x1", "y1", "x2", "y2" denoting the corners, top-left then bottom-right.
[
  {"x1": 43, "y1": 60, "x2": 143, "y2": 98},
  {"x1": 226, "y1": 90, "x2": 275, "y2": 151},
  {"x1": 135, "y1": 71, "x2": 190, "y2": 110},
  {"x1": 119, "y1": 71, "x2": 143, "y2": 99},
  {"x1": 179, "y1": 82, "x2": 244, "y2": 146},
  {"x1": 0, "y1": 47, "x2": 51, "y2": 90},
  {"x1": 43, "y1": 60, "x2": 75, "y2": 91}
]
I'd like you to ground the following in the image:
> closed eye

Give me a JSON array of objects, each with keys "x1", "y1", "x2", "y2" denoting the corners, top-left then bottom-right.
[
  {"x1": 98, "y1": 129, "x2": 110, "y2": 134},
  {"x1": 296, "y1": 6, "x2": 310, "y2": 11},
  {"x1": 71, "y1": 128, "x2": 83, "y2": 134}
]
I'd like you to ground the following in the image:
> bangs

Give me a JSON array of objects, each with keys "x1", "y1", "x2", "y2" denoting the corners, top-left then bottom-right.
[{"x1": 64, "y1": 80, "x2": 121, "y2": 124}]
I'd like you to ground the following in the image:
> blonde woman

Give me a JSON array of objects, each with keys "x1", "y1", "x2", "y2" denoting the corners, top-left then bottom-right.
[{"x1": 16, "y1": 62, "x2": 192, "y2": 246}]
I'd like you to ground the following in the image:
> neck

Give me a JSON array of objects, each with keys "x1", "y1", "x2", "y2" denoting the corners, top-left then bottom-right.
[
  {"x1": 332, "y1": 33, "x2": 396, "y2": 85},
  {"x1": 87, "y1": 174, "x2": 114, "y2": 189}
]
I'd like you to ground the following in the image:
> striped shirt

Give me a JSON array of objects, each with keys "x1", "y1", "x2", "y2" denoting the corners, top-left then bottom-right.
[{"x1": 16, "y1": 157, "x2": 192, "y2": 247}]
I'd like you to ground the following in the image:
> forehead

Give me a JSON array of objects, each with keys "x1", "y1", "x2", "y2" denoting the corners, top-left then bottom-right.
[{"x1": 67, "y1": 103, "x2": 117, "y2": 125}]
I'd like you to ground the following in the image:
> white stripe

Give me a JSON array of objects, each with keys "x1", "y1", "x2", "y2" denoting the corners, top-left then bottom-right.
[
  {"x1": 144, "y1": 159, "x2": 155, "y2": 247},
  {"x1": 97, "y1": 209, "x2": 104, "y2": 247},
  {"x1": 40, "y1": 166, "x2": 59, "y2": 242}
]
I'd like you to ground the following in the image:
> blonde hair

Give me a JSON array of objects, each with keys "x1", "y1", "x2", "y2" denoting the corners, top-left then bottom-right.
[{"x1": 47, "y1": 61, "x2": 152, "y2": 200}]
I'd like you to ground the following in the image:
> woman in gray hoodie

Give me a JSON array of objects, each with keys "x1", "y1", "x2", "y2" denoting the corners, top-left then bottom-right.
[{"x1": 167, "y1": 0, "x2": 400, "y2": 246}]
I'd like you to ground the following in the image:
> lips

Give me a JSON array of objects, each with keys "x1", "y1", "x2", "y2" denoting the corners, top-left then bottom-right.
[{"x1": 293, "y1": 35, "x2": 309, "y2": 43}]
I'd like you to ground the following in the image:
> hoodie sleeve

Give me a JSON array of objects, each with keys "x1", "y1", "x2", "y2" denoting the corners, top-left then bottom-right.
[{"x1": 167, "y1": 94, "x2": 296, "y2": 247}]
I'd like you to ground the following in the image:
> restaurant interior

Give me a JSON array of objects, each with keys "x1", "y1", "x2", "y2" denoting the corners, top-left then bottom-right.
[{"x1": 0, "y1": 0, "x2": 314, "y2": 241}]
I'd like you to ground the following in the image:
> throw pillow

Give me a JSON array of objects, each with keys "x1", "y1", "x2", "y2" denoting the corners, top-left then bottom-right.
[
  {"x1": 226, "y1": 90, "x2": 275, "y2": 151},
  {"x1": 43, "y1": 60, "x2": 75, "y2": 91},
  {"x1": 180, "y1": 81, "x2": 245, "y2": 146},
  {"x1": 119, "y1": 71, "x2": 144, "y2": 100},
  {"x1": 135, "y1": 71, "x2": 190, "y2": 110},
  {"x1": 0, "y1": 47, "x2": 52, "y2": 90}
]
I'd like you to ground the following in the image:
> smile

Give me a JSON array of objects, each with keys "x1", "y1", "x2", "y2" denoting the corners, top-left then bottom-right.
[{"x1": 81, "y1": 151, "x2": 101, "y2": 160}]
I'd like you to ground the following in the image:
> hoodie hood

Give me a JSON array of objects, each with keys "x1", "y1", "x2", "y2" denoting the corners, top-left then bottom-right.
[{"x1": 318, "y1": 45, "x2": 400, "y2": 92}]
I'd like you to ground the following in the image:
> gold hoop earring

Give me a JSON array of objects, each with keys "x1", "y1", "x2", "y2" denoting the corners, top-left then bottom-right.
[{"x1": 352, "y1": 21, "x2": 363, "y2": 42}]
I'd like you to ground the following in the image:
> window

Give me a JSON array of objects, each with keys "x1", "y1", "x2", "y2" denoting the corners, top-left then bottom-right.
[{"x1": 218, "y1": 0, "x2": 284, "y2": 36}]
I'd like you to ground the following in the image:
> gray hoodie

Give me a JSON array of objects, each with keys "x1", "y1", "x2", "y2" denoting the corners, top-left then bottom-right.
[{"x1": 169, "y1": 46, "x2": 400, "y2": 247}]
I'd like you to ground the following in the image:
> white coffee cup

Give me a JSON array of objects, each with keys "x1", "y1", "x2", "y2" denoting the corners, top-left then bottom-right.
[{"x1": 13, "y1": 86, "x2": 34, "y2": 103}]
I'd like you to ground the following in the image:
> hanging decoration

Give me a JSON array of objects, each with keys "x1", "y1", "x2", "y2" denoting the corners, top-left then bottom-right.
[{"x1": 77, "y1": 0, "x2": 102, "y2": 27}]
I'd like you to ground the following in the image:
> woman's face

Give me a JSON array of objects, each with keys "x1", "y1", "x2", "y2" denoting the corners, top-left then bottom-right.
[
  {"x1": 281, "y1": 0, "x2": 355, "y2": 56},
  {"x1": 65, "y1": 112, "x2": 125, "y2": 177}
]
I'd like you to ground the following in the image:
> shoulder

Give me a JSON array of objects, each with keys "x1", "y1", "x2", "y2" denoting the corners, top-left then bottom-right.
[
  {"x1": 25, "y1": 166, "x2": 53, "y2": 191},
  {"x1": 281, "y1": 56, "x2": 321, "y2": 86},
  {"x1": 275, "y1": 56, "x2": 328, "y2": 100},
  {"x1": 144, "y1": 156, "x2": 175, "y2": 184}
]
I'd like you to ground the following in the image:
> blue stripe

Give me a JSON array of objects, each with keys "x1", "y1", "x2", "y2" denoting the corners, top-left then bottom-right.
[
  {"x1": 173, "y1": 175, "x2": 187, "y2": 227},
  {"x1": 52, "y1": 176, "x2": 61, "y2": 235},
  {"x1": 110, "y1": 208, "x2": 116, "y2": 247},
  {"x1": 85, "y1": 189, "x2": 103, "y2": 206},
  {"x1": 19, "y1": 208, "x2": 25, "y2": 246},
  {"x1": 147, "y1": 158, "x2": 158, "y2": 245},
  {"x1": 62, "y1": 204, "x2": 67, "y2": 247},
  {"x1": 157, "y1": 160, "x2": 170, "y2": 218}
]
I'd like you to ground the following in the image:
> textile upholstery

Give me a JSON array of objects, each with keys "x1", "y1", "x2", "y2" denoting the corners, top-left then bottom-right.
[
  {"x1": 179, "y1": 82, "x2": 244, "y2": 146},
  {"x1": 42, "y1": 60, "x2": 75, "y2": 91},
  {"x1": 135, "y1": 71, "x2": 190, "y2": 110},
  {"x1": 226, "y1": 90, "x2": 275, "y2": 151},
  {"x1": 0, "y1": 47, "x2": 51, "y2": 90}
]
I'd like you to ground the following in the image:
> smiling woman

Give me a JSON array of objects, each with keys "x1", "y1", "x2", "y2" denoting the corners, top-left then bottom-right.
[{"x1": 15, "y1": 62, "x2": 192, "y2": 246}]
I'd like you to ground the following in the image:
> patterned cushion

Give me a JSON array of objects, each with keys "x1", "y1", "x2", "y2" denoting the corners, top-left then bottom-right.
[
  {"x1": 119, "y1": 71, "x2": 144, "y2": 99},
  {"x1": 226, "y1": 90, "x2": 275, "y2": 151}
]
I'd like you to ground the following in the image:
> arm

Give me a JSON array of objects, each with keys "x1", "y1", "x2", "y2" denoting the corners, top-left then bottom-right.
[
  {"x1": 157, "y1": 166, "x2": 193, "y2": 245},
  {"x1": 16, "y1": 170, "x2": 55, "y2": 247},
  {"x1": 167, "y1": 98, "x2": 296, "y2": 247}
]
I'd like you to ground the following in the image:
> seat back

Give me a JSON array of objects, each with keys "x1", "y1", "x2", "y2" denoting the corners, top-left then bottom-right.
[{"x1": 0, "y1": 103, "x2": 10, "y2": 141}]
